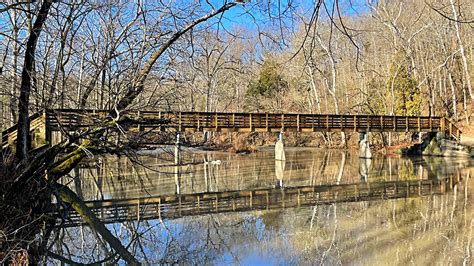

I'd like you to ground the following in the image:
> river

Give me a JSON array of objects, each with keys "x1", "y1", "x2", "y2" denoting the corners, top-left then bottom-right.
[{"x1": 49, "y1": 147, "x2": 473, "y2": 265}]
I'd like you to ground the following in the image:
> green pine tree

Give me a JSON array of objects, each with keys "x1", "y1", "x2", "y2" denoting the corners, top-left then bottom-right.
[{"x1": 387, "y1": 52, "x2": 421, "y2": 116}]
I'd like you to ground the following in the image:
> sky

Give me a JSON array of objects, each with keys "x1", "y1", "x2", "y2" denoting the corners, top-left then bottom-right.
[{"x1": 0, "y1": 0, "x2": 374, "y2": 69}]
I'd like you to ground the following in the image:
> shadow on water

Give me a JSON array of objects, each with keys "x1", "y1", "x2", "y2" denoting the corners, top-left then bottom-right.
[{"x1": 49, "y1": 148, "x2": 473, "y2": 265}]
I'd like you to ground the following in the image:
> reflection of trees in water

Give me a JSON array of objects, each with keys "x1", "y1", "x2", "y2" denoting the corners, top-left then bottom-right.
[
  {"x1": 304, "y1": 173, "x2": 472, "y2": 265},
  {"x1": 51, "y1": 171, "x2": 472, "y2": 264},
  {"x1": 67, "y1": 149, "x2": 471, "y2": 202},
  {"x1": 51, "y1": 214, "x2": 262, "y2": 264},
  {"x1": 53, "y1": 150, "x2": 473, "y2": 264}
]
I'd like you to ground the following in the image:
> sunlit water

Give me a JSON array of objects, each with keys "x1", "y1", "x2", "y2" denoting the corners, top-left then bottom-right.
[{"x1": 50, "y1": 148, "x2": 473, "y2": 265}]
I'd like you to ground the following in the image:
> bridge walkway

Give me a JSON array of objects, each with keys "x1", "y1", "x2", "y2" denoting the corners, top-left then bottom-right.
[{"x1": 1, "y1": 109, "x2": 462, "y2": 149}]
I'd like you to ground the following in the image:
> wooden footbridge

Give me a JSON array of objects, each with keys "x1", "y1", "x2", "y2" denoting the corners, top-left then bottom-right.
[
  {"x1": 1, "y1": 109, "x2": 462, "y2": 149},
  {"x1": 55, "y1": 176, "x2": 460, "y2": 228}
]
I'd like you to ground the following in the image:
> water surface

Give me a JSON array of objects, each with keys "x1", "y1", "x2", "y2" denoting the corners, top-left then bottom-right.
[{"x1": 51, "y1": 148, "x2": 473, "y2": 265}]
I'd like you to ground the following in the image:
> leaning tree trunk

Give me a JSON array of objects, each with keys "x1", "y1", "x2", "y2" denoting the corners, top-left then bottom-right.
[{"x1": 115, "y1": 2, "x2": 236, "y2": 111}]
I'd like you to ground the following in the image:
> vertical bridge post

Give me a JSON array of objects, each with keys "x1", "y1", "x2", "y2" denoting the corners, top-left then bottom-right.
[
  {"x1": 359, "y1": 132, "x2": 372, "y2": 159},
  {"x1": 175, "y1": 133, "x2": 181, "y2": 195},
  {"x1": 275, "y1": 132, "x2": 285, "y2": 188},
  {"x1": 275, "y1": 132, "x2": 285, "y2": 161},
  {"x1": 44, "y1": 110, "x2": 52, "y2": 146}
]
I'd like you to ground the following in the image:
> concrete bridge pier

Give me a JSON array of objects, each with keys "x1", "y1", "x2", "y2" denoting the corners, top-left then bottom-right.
[
  {"x1": 275, "y1": 132, "x2": 286, "y2": 161},
  {"x1": 175, "y1": 132, "x2": 181, "y2": 195},
  {"x1": 275, "y1": 132, "x2": 286, "y2": 188},
  {"x1": 359, "y1": 132, "x2": 372, "y2": 159},
  {"x1": 275, "y1": 160, "x2": 285, "y2": 188},
  {"x1": 359, "y1": 133, "x2": 372, "y2": 182},
  {"x1": 359, "y1": 158, "x2": 372, "y2": 183}
]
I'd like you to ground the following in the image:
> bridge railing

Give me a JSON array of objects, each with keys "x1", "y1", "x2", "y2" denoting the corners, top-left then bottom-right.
[
  {"x1": 46, "y1": 109, "x2": 447, "y2": 133},
  {"x1": 2, "y1": 110, "x2": 462, "y2": 149},
  {"x1": 1, "y1": 112, "x2": 45, "y2": 150},
  {"x1": 172, "y1": 112, "x2": 445, "y2": 133},
  {"x1": 442, "y1": 117, "x2": 462, "y2": 141}
]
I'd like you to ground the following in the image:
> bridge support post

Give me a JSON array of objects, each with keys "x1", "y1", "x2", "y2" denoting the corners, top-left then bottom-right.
[
  {"x1": 175, "y1": 133, "x2": 181, "y2": 195},
  {"x1": 275, "y1": 160, "x2": 285, "y2": 188},
  {"x1": 275, "y1": 132, "x2": 285, "y2": 188},
  {"x1": 359, "y1": 132, "x2": 372, "y2": 159},
  {"x1": 359, "y1": 158, "x2": 372, "y2": 182},
  {"x1": 275, "y1": 132, "x2": 286, "y2": 161},
  {"x1": 359, "y1": 132, "x2": 372, "y2": 182}
]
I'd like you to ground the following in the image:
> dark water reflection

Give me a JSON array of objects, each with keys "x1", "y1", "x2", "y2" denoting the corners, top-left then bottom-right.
[{"x1": 50, "y1": 148, "x2": 473, "y2": 265}]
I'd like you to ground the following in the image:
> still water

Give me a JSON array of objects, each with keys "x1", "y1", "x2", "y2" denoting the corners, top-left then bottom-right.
[{"x1": 50, "y1": 148, "x2": 473, "y2": 265}]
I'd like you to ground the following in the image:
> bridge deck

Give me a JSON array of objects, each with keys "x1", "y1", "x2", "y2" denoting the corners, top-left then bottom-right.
[
  {"x1": 47, "y1": 109, "x2": 461, "y2": 135},
  {"x1": 1, "y1": 109, "x2": 462, "y2": 149}
]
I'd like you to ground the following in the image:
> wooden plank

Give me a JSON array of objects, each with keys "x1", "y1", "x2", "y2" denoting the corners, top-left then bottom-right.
[
  {"x1": 265, "y1": 113, "x2": 269, "y2": 131},
  {"x1": 281, "y1": 114, "x2": 284, "y2": 131},
  {"x1": 326, "y1": 115, "x2": 329, "y2": 130},
  {"x1": 232, "y1": 113, "x2": 235, "y2": 130},
  {"x1": 354, "y1": 115, "x2": 357, "y2": 132},
  {"x1": 249, "y1": 113, "x2": 253, "y2": 131},
  {"x1": 297, "y1": 114, "x2": 300, "y2": 132},
  {"x1": 449, "y1": 122, "x2": 452, "y2": 138},
  {"x1": 367, "y1": 115, "x2": 370, "y2": 131},
  {"x1": 214, "y1": 113, "x2": 218, "y2": 131}
]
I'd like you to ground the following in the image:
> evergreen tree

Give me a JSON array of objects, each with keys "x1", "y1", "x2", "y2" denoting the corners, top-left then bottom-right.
[{"x1": 388, "y1": 53, "x2": 421, "y2": 116}]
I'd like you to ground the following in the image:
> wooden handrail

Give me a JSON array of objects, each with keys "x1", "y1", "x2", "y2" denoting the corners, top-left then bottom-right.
[
  {"x1": 43, "y1": 110, "x2": 459, "y2": 138},
  {"x1": 1, "y1": 109, "x2": 463, "y2": 149},
  {"x1": 1, "y1": 112, "x2": 45, "y2": 149}
]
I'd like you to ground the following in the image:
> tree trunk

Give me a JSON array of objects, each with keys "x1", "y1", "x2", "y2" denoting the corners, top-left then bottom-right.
[
  {"x1": 115, "y1": 3, "x2": 236, "y2": 111},
  {"x1": 16, "y1": 0, "x2": 53, "y2": 160},
  {"x1": 447, "y1": 67, "x2": 458, "y2": 120},
  {"x1": 449, "y1": 0, "x2": 473, "y2": 102},
  {"x1": 10, "y1": 7, "x2": 19, "y2": 126},
  {"x1": 307, "y1": 65, "x2": 321, "y2": 113},
  {"x1": 317, "y1": 33, "x2": 345, "y2": 147},
  {"x1": 76, "y1": 42, "x2": 86, "y2": 107}
]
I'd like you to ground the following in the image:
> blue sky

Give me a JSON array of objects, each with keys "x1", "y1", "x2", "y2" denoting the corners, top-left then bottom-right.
[{"x1": 199, "y1": 0, "x2": 371, "y2": 55}]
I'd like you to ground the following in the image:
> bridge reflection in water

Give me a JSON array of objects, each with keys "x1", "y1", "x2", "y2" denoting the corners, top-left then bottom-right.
[
  {"x1": 58, "y1": 178, "x2": 458, "y2": 228},
  {"x1": 56, "y1": 149, "x2": 469, "y2": 228}
]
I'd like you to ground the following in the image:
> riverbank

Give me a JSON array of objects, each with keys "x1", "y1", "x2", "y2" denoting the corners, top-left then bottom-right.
[
  {"x1": 136, "y1": 125, "x2": 474, "y2": 160},
  {"x1": 146, "y1": 131, "x2": 422, "y2": 154}
]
